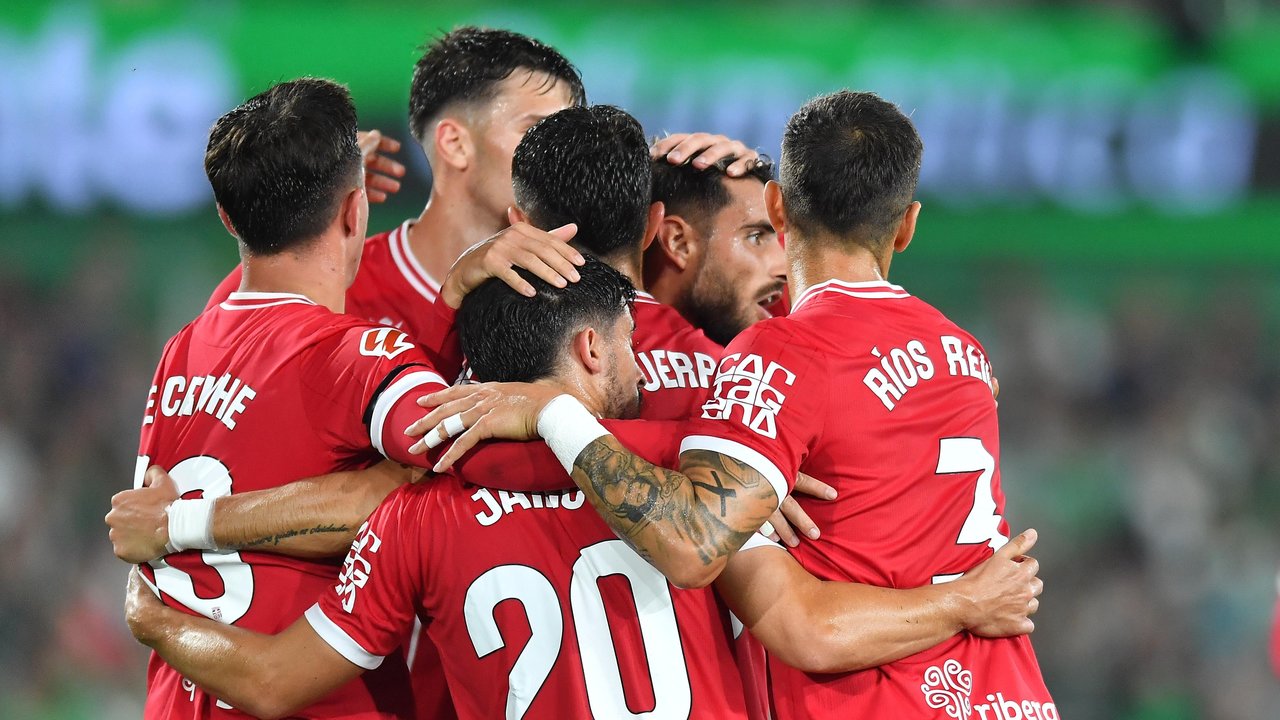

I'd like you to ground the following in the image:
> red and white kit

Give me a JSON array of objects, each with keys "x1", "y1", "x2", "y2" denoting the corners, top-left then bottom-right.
[
  {"x1": 631, "y1": 290, "x2": 723, "y2": 419},
  {"x1": 307, "y1": 471, "x2": 754, "y2": 720},
  {"x1": 685, "y1": 279, "x2": 1058, "y2": 720},
  {"x1": 136, "y1": 291, "x2": 447, "y2": 719}
]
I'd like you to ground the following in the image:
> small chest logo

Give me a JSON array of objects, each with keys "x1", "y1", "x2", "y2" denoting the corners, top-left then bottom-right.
[
  {"x1": 359, "y1": 327, "x2": 413, "y2": 360},
  {"x1": 921, "y1": 658, "x2": 974, "y2": 719}
]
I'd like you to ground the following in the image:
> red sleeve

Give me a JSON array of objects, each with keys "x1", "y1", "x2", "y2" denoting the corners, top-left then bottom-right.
[
  {"x1": 306, "y1": 485, "x2": 425, "y2": 669},
  {"x1": 418, "y1": 295, "x2": 464, "y2": 381},
  {"x1": 680, "y1": 321, "x2": 825, "y2": 504},
  {"x1": 301, "y1": 325, "x2": 449, "y2": 468},
  {"x1": 204, "y1": 265, "x2": 243, "y2": 311},
  {"x1": 450, "y1": 419, "x2": 687, "y2": 492}
]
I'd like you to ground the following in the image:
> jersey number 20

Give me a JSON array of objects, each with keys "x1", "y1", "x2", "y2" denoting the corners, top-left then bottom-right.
[{"x1": 464, "y1": 539, "x2": 691, "y2": 719}]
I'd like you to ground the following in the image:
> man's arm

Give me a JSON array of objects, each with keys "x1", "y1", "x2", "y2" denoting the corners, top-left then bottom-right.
[
  {"x1": 716, "y1": 530, "x2": 1043, "y2": 674},
  {"x1": 124, "y1": 568, "x2": 362, "y2": 720},
  {"x1": 411, "y1": 386, "x2": 781, "y2": 588},
  {"x1": 106, "y1": 461, "x2": 418, "y2": 563}
]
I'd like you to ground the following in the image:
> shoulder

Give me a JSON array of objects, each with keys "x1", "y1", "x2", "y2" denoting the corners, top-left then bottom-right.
[{"x1": 634, "y1": 300, "x2": 722, "y2": 356}]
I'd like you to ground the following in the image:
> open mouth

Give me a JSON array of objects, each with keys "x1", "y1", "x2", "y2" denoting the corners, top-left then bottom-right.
[{"x1": 757, "y1": 291, "x2": 783, "y2": 309}]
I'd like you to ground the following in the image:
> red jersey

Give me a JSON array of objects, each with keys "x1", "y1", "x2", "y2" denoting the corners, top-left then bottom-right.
[
  {"x1": 632, "y1": 291, "x2": 723, "y2": 420},
  {"x1": 683, "y1": 279, "x2": 1056, "y2": 719},
  {"x1": 207, "y1": 221, "x2": 444, "y2": 349},
  {"x1": 307, "y1": 471, "x2": 751, "y2": 720},
  {"x1": 136, "y1": 291, "x2": 449, "y2": 719}
]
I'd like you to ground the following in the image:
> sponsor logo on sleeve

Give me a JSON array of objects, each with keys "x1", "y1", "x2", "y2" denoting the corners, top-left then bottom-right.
[
  {"x1": 336, "y1": 522, "x2": 382, "y2": 613},
  {"x1": 359, "y1": 327, "x2": 413, "y2": 360},
  {"x1": 700, "y1": 352, "x2": 796, "y2": 438}
]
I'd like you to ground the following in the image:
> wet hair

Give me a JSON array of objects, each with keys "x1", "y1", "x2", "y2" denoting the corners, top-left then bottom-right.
[
  {"x1": 650, "y1": 154, "x2": 774, "y2": 233},
  {"x1": 780, "y1": 90, "x2": 922, "y2": 250},
  {"x1": 409, "y1": 26, "x2": 586, "y2": 146},
  {"x1": 459, "y1": 257, "x2": 635, "y2": 383},
  {"x1": 204, "y1": 78, "x2": 362, "y2": 255},
  {"x1": 512, "y1": 105, "x2": 650, "y2": 261}
]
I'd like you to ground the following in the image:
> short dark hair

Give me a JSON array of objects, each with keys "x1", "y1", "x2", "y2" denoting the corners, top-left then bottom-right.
[
  {"x1": 512, "y1": 105, "x2": 650, "y2": 261},
  {"x1": 459, "y1": 257, "x2": 635, "y2": 383},
  {"x1": 409, "y1": 26, "x2": 586, "y2": 146},
  {"x1": 651, "y1": 154, "x2": 774, "y2": 233},
  {"x1": 204, "y1": 78, "x2": 362, "y2": 255},
  {"x1": 780, "y1": 91, "x2": 922, "y2": 249}
]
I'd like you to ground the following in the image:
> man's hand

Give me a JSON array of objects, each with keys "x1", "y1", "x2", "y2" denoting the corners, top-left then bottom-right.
[
  {"x1": 124, "y1": 566, "x2": 167, "y2": 646},
  {"x1": 106, "y1": 466, "x2": 179, "y2": 563},
  {"x1": 440, "y1": 219, "x2": 585, "y2": 309},
  {"x1": 951, "y1": 529, "x2": 1043, "y2": 637},
  {"x1": 358, "y1": 130, "x2": 405, "y2": 203},
  {"x1": 651, "y1": 132, "x2": 762, "y2": 177},
  {"x1": 405, "y1": 382, "x2": 568, "y2": 470},
  {"x1": 762, "y1": 473, "x2": 838, "y2": 547}
]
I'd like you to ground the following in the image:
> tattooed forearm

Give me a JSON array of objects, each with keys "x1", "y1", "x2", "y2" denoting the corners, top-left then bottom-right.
[
  {"x1": 570, "y1": 439, "x2": 778, "y2": 582},
  {"x1": 231, "y1": 523, "x2": 351, "y2": 550}
]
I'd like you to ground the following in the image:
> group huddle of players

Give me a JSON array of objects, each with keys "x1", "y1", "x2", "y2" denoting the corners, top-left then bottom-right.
[{"x1": 104, "y1": 26, "x2": 1060, "y2": 720}]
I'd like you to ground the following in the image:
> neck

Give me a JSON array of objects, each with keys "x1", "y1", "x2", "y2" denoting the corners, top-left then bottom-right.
[
  {"x1": 643, "y1": 259, "x2": 684, "y2": 309},
  {"x1": 407, "y1": 180, "x2": 506, "y2": 284},
  {"x1": 786, "y1": 234, "x2": 892, "y2": 299},
  {"x1": 238, "y1": 237, "x2": 348, "y2": 313},
  {"x1": 533, "y1": 375, "x2": 605, "y2": 417},
  {"x1": 602, "y1": 251, "x2": 646, "y2": 292}
]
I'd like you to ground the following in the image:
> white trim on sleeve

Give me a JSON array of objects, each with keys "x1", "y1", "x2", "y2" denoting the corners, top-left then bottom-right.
[
  {"x1": 304, "y1": 604, "x2": 385, "y2": 670},
  {"x1": 679, "y1": 434, "x2": 788, "y2": 510},
  {"x1": 370, "y1": 370, "x2": 447, "y2": 456}
]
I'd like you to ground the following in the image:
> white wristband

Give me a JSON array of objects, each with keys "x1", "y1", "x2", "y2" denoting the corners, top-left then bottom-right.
[
  {"x1": 165, "y1": 498, "x2": 217, "y2": 554},
  {"x1": 536, "y1": 395, "x2": 610, "y2": 474}
]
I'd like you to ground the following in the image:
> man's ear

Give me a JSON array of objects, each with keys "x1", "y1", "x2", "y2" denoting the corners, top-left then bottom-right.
[
  {"x1": 507, "y1": 206, "x2": 529, "y2": 226},
  {"x1": 434, "y1": 117, "x2": 472, "y2": 172},
  {"x1": 570, "y1": 326, "x2": 606, "y2": 375},
  {"x1": 340, "y1": 186, "x2": 366, "y2": 239},
  {"x1": 893, "y1": 201, "x2": 921, "y2": 254},
  {"x1": 653, "y1": 214, "x2": 699, "y2": 272},
  {"x1": 641, "y1": 201, "x2": 665, "y2": 252},
  {"x1": 216, "y1": 205, "x2": 239, "y2": 239},
  {"x1": 764, "y1": 180, "x2": 788, "y2": 236}
]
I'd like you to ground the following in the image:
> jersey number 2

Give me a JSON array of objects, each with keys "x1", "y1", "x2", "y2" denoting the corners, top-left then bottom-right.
[
  {"x1": 931, "y1": 437, "x2": 1009, "y2": 584},
  {"x1": 464, "y1": 539, "x2": 692, "y2": 719}
]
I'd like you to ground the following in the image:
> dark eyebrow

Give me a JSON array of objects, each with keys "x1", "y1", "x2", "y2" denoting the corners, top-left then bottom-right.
[{"x1": 739, "y1": 221, "x2": 776, "y2": 234}]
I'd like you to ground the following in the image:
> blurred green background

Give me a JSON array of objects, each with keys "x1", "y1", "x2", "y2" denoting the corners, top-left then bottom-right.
[{"x1": 1, "y1": 1, "x2": 1278, "y2": 718}]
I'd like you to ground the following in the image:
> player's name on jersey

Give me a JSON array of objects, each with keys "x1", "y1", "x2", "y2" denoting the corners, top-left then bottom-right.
[
  {"x1": 470, "y1": 487, "x2": 586, "y2": 527},
  {"x1": 636, "y1": 349, "x2": 717, "y2": 392},
  {"x1": 143, "y1": 373, "x2": 257, "y2": 430},
  {"x1": 863, "y1": 335, "x2": 994, "y2": 411}
]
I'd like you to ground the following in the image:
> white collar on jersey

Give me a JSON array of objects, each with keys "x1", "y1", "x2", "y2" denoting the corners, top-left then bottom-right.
[
  {"x1": 220, "y1": 291, "x2": 318, "y2": 311},
  {"x1": 634, "y1": 290, "x2": 660, "y2": 306},
  {"x1": 790, "y1": 279, "x2": 909, "y2": 313},
  {"x1": 388, "y1": 219, "x2": 442, "y2": 302}
]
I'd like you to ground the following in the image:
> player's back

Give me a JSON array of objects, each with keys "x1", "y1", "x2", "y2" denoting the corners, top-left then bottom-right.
[
  {"x1": 138, "y1": 291, "x2": 413, "y2": 719},
  {"x1": 700, "y1": 279, "x2": 1054, "y2": 718},
  {"x1": 331, "y1": 474, "x2": 751, "y2": 720},
  {"x1": 632, "y1": 291, "x2": 722, "y2": 420}
]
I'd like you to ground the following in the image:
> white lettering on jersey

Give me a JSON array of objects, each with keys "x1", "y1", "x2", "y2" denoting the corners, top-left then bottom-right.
[
  {"x1": 636, "y1": 349, "x2": 717, "y2": 392},
  {"x1": 470, "y1": 487, "x2": 586, "y2": 527},
  {"x1": 862, "y1": 340, "x2": 936, "y2": 411},
  {"x1": 701, "y1": 353, "x2": 796, "y2": 438},
  {"x1": 359, "y1": 327, "x2": 413, "y2": 360},
  {"x1": 337, "y1": 521, "x2": 382, "y2": 613},
  {"x1": 940, "y1": 335, "x2": 994, "y2": 391},
  {"x1": 146, "y1": 373, "x2": 256, "y2": 429}
]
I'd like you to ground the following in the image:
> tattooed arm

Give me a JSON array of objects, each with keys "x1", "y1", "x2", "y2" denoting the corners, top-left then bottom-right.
[
  {"x1": 569, "y1": 438, "x2": 778, "y2": 588},
  {"x1": 106, "y1": 461, "x2": 420, "y2": 562}
]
